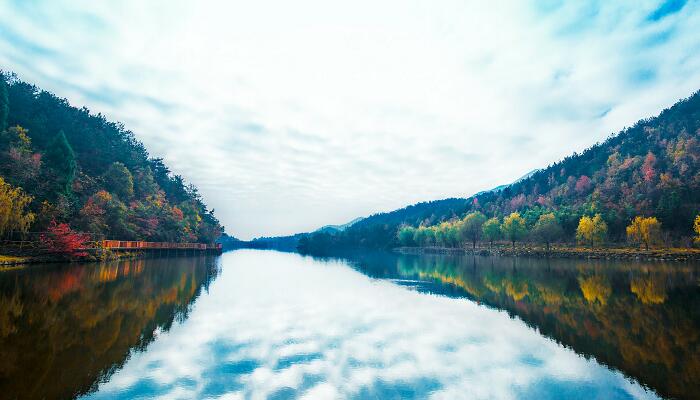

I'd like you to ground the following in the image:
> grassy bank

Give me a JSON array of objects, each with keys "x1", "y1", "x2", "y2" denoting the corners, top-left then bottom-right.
[{"x1": 395, "y1": 245, "x2": 700, "y2": 262}]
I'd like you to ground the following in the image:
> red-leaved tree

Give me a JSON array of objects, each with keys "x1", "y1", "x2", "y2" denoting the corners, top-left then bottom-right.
[
  {"x1": 575, "y1": 175, "x2": 592, "y2": 195},
  {"x1": 642, "y1": 152, "x2": 657, "y2": 182},
  {"x1": 40, "y1": 220, "x2": 91, "y2": 258}
]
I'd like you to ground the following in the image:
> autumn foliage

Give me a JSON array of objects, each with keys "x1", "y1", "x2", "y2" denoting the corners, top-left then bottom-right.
[
  {"x1": 0, "y1": 73, "x2": 223, "y2": 246},
  {"x1": 39, "y1": 220, "x2": 90, "y2": 258},
  {"x1": 576, "y1": 214, "x2": 608, "y2": 248},
  {"x1": 0, "y1": 176, "x2": 34, "y2": 236},
  {"x1": 626, "y1": 216, "x2": 662, "y2": 250},
  {"x1": 301, "y1": 89, "x2": 700, "y2": 252}
]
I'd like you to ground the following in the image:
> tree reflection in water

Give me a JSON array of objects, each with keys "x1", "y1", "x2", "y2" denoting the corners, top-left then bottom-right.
[
  {"x1": 0, "y1": 257, "x2": 220, "y2": 400},
  {"x1": 333, "y1": 252, "x2": 700, "y2": 400}
]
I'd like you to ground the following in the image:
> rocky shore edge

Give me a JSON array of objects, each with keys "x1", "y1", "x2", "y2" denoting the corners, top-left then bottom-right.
[{"x1": 394, "y1": 246, "x2": 700, "y2": 262}]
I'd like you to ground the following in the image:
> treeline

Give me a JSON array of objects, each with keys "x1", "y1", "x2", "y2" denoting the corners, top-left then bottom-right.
[
  {"x1": 397, "y1": 211, "x2": 700, "y2": 250},
  {"x1": 0, "y1": 72, "x2": 222, "y2": 244},
  {"x1": 299, "y1": 89, "x2": 700, "y2": 253}
]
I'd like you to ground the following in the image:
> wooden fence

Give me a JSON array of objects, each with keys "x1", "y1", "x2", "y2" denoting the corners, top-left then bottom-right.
[
  {"x1": 101, "y1": 240, "x2": 222, "y2": 251},
  {"x1": 0, "y1": 231, "x2": 222, "y2": 255}
]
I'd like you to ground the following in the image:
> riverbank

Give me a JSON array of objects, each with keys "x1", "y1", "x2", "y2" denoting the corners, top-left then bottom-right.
[
  {"x1": 0, "y1": 240, "x2": 223, "y2": 269},
  {"x1": 0, "y1": 249, "x2": 213, "y2": 269},
  {"x1": 0, "y1": 250, "x2": 139, "y2": 268},
  {"x1": 395, "y1": 245, "x2": 700, "y2": 261}
]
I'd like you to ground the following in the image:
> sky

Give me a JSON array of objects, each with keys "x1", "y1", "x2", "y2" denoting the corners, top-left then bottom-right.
[{"x1": 1, "y1": 0, "x2": 699, "y2": 240}]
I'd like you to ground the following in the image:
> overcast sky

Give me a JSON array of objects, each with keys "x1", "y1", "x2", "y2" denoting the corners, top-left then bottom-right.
[{"x1": 1, "y1": 1, "x2": 699, "y2": 239}]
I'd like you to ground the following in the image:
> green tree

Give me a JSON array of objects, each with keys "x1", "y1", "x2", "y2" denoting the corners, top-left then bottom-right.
[
  {"x1": 576, "y1": 214, "x2": 607, "y2": 248},
  {"x1": 0, "y1": 73, "x2": 8, "y2": 132},
  {"x1": 501, "y1": 212, "x2": 527, "y2": 249},
  {"x1": 446, "y1": 222, "x2": 460, "y2": 247},
  {"x1": 461, "y1": 212, "x2": 487, "y2": 249},
  {"x1": 44, "y1": 131, "x2": 76, "y2": 196},
  {"x1": 397, "y1": 225, "x2": 416, "y2": 247},
  {"x1": 103, "y1": 162, "x2": 134, "y2": 200},
  {"x1": 482, "y1": 217, "x2": 501, "y2": 249},
  {"x1": 532, "y1": 213, "x2": 563, "y2": 251},
  {"x1": 413, "y1": 226, "x2": 435, "y2": 247},
  {"x1": 435, "y1": 222, "x2": 453, "y2": 247}
]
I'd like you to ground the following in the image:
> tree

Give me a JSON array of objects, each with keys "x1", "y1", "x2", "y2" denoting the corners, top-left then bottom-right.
[
  {"x1": 435, "y1": 221, "x2": 458, "y2": 247},
  {"x1": 532, "y1": 213, "x2": 563, "y2": 251},
  {"x1": 103, "y1": 162, "x2": 134, "y2": 200},
  {"x1": 44, "y1": 131, "x2": 76, "y2": 196},
  {"x1": 642, "y1": 152, "x2": 657, "y2": 182},
  {"x1": 0, "y1": 126, "x2": 41, "y2": 184},
  {"x1": 0, "y1": 126, "x2": 32, "y2": 153},
  {"x1": 501, "y1": 212, "x2": 527, "y2": 249},
  {"x1": 575, "y1": 175, "x2": 592, "y2": 195},
  {"x1": 576, "y1": 214, "x2": 607, "y2": 248},
  {"x1": 461, "y1": 211, "x2": 487, "y2": 249},
  {"x1": 0, "y1": 73, "x2": 8, "y2": 132},
  {"x1": 39, "y1": 220, "x2": 90, "y2": 258},
  {"x1": 695, "y1": 216, "x2": 700, "y2": 244},
  {"x1": 413, "y1": 226, "x2": 435, "y2": 247},
  {"x1": 482, "y1": 217, "x2": 501, "y2": 249},
  {"x1": 0, "y1": 177, "x2": 35, "y2": 237},
  {"x1": 626, "y1": 216, "x2": 662, "y2": 250},
  {"x1": 397, "y1": 226, "x2": 416, "y2": 247}
]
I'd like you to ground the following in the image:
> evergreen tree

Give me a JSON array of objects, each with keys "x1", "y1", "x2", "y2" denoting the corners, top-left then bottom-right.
[
  {"x1": 103, "y1": 162, "x2": 134, "y2": 200},
  {"x1": 44, "y1": 131, "x2": 76, "y2": 196},
  {"x1": 0, "y1": 74, "x2": 8, "y2": 132}
]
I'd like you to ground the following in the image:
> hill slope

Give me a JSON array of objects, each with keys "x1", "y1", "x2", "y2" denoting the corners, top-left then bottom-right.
[
  {"x1": 0, "y1": 72, "x2": 222, "y2": 242},
  {"x1": 300, "y1": 90, "x2": 700, "y2": 252}
]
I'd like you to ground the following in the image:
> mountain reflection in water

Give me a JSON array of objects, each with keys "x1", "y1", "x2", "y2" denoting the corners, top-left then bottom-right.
[
  {"x1": 341, "y1": 251, "x2": 700, "y2": 400},
  {"x1": 0, "y1": 257, "x2": 220, "y2": 400},
  {"x1": 0, "y1": 250, "x2": 697, "y2": 399}
]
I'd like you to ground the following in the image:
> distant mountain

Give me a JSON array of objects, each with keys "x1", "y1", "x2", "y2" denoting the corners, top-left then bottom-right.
[
  {"x1": 220, "y1": 218, "x2": 365, "y2": 252},
  {"x1": 299, "y1": 89, "x2": 700, "y2": 252},
  {"x1": 316, "y1": 217, "x2": 364, "y2": 233},
  {"x1": 474, "y1": 169, "x2": 539, "y2": 196}
]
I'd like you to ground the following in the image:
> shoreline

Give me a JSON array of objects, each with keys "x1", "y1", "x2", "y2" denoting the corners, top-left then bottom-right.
[
  {"x1": 0, "y1": 250, "x2": 219, "y2": 269},
  {"x1": 394, "y1": 246, "x2": 700, "y2": 262},
  {"x1": 0, "y1": 252, "x2": 143, "y2": 269}
]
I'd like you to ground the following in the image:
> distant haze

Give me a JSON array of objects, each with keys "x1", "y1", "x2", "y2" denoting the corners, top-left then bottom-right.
[{"x1": 1, "y1": 0, "x2": 699, "y2": 239}]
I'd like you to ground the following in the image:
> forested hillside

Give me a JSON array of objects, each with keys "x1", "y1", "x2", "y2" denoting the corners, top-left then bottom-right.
[
  {"x1": 0, "y1": 72, "x2": 222, "y2": 243},
  {"x1": 299, "y1": 90, "x2": 700, "y2": 252}
]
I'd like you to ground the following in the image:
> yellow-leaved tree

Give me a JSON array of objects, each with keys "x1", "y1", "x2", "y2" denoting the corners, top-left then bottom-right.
[
  {"x1": 694, "y1": 215, "x2": 700, "y2": 244},
  {"x1": 576, "y1": 214, "x2": 607, "y2": 248},
  {"x1": 501, "y1": 212, "x2": 527, "y2": 249},
  {"x1": 0, "y1": 177, "x2": 35, "y2": 237},
  {"x1": 626, "y1": 216, "x2": 662, "y2": 250}
]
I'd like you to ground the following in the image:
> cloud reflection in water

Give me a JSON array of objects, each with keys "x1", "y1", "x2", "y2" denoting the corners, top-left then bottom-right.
[{"x1": 82, "y1": 250, "x2": 658, "y2": 399}]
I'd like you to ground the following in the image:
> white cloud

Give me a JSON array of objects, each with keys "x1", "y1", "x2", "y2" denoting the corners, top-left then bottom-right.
[{"x1": 1, "y1": 0, "x2": 699, "y2": 238}]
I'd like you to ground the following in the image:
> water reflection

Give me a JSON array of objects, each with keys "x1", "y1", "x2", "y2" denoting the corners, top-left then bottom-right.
[
  {"x1": 0, "y1": 250, "x2": 697, "y2": 399},
  {"x1": 0, "y1": 257, "x2": 220, "y2": 400},
  {"x1": 85, "y1": 251, "x2": 677, "y2": 399},
  {"x1": 341, "y1": 251, "x2": 700, "y2": 399}
]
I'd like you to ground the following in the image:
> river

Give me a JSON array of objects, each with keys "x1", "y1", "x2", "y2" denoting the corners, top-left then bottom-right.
[{"x1": 0, "y1": 250, "x2": 698, "y2": 399}]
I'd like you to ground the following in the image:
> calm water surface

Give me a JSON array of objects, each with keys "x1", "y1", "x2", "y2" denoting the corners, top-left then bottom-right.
[{"x1": 0, "y1": 250, "x2": 698, "y2": 399}]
